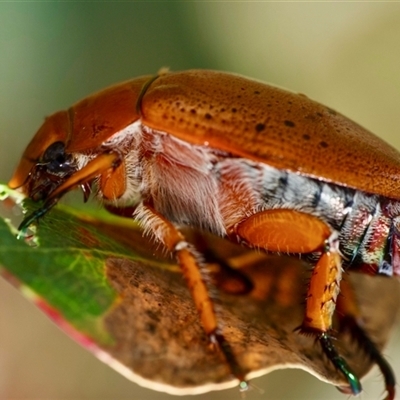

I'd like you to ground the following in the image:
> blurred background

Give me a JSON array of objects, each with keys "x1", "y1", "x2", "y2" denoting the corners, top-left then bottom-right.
[{"x1": 1, "y1": 3, "x2": 400, "y2": 400}]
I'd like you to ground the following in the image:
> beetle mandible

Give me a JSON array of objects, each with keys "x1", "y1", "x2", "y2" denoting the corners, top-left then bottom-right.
[{"x1": 9, "y1": 69, "x2": 399, "y2": 399}]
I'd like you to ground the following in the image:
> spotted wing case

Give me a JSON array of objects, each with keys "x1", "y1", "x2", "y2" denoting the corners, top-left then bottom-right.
[{"x1": 140, "y1": 70, "x2": 400, "y2": 199}]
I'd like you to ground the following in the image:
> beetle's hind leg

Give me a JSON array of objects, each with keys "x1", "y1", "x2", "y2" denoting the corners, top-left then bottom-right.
[
  {"x1": 300, "y1": 234, "x2": 361, "y2": 395},
  {"x1": 336, "y1": 279, "x2": 396, "y2": 400},
  {"x1": 234, "y1": 208, "x2": 362, "y2": 395}
]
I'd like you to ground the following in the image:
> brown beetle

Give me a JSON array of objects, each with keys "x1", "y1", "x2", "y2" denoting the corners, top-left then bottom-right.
[{"x1": 9, "y1": 70, "x2": 399, "y2": 399}]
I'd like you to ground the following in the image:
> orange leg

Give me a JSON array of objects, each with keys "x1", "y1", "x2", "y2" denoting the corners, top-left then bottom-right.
[
  {"x1": 100, "y1": 160, "x2": 126, "y2": 200},
  {"x1": 337, "y1": 279, "x2": 395, "y2": 400},
  {"x1": 135, "y1": 203, "x2": 247, "y2": 386},
  {"x1": 234, "y1": 209, "x2": 361, "y2": 395}
]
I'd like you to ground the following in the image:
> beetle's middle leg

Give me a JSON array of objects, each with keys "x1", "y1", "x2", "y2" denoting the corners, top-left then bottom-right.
[
  {"x1": 336, "y1": 278, "x2": 395, "y2": 400},
  {"x1": 134, "y1": 202, "x2": 247, "y2": 386},
  {"x1": 233, "y1": 208, "x2": 362, "y2": 395}
]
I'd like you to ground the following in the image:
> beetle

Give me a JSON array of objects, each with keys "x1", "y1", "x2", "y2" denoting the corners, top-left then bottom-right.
[{"x1": 9, "y1": 69, "x2": 399, "y2": 399}]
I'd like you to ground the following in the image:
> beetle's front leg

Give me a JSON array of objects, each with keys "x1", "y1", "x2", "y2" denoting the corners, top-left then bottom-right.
[
  {"x1": 134, "y1": 202, "x2": 247, "y2": 387},
  {"x1": 233, "y1": 209, "x2": 361, "y2": 395}
]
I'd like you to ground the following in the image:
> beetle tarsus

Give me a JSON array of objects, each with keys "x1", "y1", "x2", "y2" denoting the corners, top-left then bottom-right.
[
  {"x1": 18, "y1": 197, "x2": 59, "y2": 231},
  {"x1": 209, "y1": 329, "x2": 247, "y2": 385},
  {"x1": 319, "y1": 332, "x2": 362, "y2": 396},
  {"x1": 339, "y1": 316, "x2": 395, "y2": 400}
]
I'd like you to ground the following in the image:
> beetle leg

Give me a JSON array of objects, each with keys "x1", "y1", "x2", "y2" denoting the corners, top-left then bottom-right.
[
  {"x1": 205, "y1": 249, "x2": 253, "y2": 295},
  {"x1": 234, "y1": 209, "x2": 361, "y2": 395},
  {"x1": 134, "y1": 203, "x2": 247, "y2": 386},
  {"x1": 302, "y1": 233, "x2": 342, "y2": 332},
  {"x1": 100, "y1": 161, "x2": 126, "y2": 200},
  {"x1": 81, "y1": 182, "x2": 92, "y2": 203},
  {"x1": 18, "y1": 195, "x2": 60, "y2": 232},
  {"x1": 191, "y1": 231, "x2": 253, "y2": 295},
  {"x1": 336, "y1": 278, "x2": 395, "y2": 400}
]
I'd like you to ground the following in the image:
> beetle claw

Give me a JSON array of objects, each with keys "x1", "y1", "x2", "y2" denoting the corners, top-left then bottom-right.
[
  {"x1": 319, "y1": 332, "x2": 362, "y2": 396},
  {"x1": 18, "y1": 197, "x2": 60, "y2": 231},
  {"x1": 339, "y1": 316, "x2": 396, "y2": 400},
  {"x1": 209, "y1": 330, "x2": 247, "y2": 385},
  {"x1": 81, "y1": 182, "x2": 92, "y2": 203}
]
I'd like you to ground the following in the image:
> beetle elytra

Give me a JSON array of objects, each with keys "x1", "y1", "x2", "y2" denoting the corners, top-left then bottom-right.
[{"x1": 9, "y1": 69, "x2": 399, "y2": 399}]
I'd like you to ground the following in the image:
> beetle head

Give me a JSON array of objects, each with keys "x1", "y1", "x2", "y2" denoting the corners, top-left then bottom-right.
[
  {"x1": 24, "y1": 141, "x2": 77, "y2": 201},
  {"x1": 8, "y1": 110, "x2": 78, "y2": 201}
]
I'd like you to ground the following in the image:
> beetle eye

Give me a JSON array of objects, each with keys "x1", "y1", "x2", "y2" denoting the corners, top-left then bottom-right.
[
  {"x1": 41, "y1": 141, "x2": 74, "y2": 175},
  {"x1": 42, "y1": 141, "x2": 66, "y2": 163}
]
